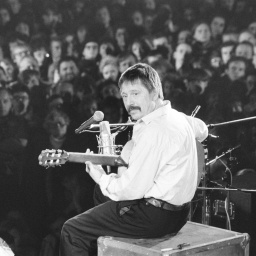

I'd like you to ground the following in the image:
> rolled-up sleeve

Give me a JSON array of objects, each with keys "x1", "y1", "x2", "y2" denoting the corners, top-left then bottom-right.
[{"x1": 185, "y1": 115, "x2": 208, "y2": 142}]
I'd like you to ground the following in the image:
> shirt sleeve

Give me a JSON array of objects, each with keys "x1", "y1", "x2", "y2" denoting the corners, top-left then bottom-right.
[
  {"x1": 98, "y1": 128, "x2": 169, "y2": 201},
  {"x1": 184, "y1": 115, "x2": 208, "y2": 142}
]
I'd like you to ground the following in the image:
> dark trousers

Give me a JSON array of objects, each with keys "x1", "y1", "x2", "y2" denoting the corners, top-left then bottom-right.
[{"x1": 59, "y1": 185, "x2": 190, "y2": 256}]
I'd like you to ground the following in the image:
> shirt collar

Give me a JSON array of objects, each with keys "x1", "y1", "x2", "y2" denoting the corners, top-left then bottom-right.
[{"x1": 137, "y1": 100, "x2": 171, "y2": 125}]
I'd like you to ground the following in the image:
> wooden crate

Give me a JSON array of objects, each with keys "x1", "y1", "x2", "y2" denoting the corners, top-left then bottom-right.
[{"x1": 98, "y1": 221, "x2": 249, "y2": 256}]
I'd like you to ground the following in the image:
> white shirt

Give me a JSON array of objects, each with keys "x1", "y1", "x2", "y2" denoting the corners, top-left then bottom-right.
[{"x1": 99, "y1": 101, "x2": 208, "y2": 205}]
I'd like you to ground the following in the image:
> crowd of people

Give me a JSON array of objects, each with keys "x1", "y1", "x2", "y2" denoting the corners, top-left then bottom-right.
[{"x1": 0, "y1": 0, "x2": 256, "y2": 255}]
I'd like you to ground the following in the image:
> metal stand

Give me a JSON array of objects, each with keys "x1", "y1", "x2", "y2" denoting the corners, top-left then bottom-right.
[
  {"x1": 201, "y1": 138, "x2": 211, "y2": 225},
  {"x1": 200, "y1": 115, "x2": 256, "y2": 227},
  {"x1": 223, "y1": 154, "x2": 238, "y2": 230}
]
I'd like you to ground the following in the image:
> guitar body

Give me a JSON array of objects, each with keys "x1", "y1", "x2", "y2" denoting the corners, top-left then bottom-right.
[{"x1": 196, "y1": 140, "x2": 205, "y2": 186}]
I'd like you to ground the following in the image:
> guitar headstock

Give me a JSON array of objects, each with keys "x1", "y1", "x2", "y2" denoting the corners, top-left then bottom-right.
[{"x1": 38, "y1": 149, "x2": 69, "y2": 168}]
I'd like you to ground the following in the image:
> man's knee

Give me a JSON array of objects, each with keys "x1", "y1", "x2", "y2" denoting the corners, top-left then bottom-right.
[{"x1": 61, "y1": 218, "x2": 76, "y2": 238}]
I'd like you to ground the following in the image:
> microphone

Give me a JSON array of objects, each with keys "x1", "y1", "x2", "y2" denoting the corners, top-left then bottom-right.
[
  {"x1": 97, "y1": 121, "x2": 115, "y2": 174},
  {"x1": 99, "y1": 121, "x2": 115, "y2": 155},
  {"x1": 208, "y1": 134, "x2": 219, "y2": 139},
  {"x1": 75, "y1": 111, "x2": 104, "y2": 134},
  {"x1": 191, "y1": 105, "x2": 201, "y2": 117}
]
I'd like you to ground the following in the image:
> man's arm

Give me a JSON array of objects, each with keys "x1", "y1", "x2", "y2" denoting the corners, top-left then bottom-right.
[
  {"x1": 87, "y1": 128, "x2": 174, "y2": 201},
  {"x1": 184, "y1": 115, "x2": 208, "y2": 142}
]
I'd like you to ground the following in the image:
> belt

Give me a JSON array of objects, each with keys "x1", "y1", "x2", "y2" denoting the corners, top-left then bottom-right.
[{"x1": 144, "y1": 198, "x2": 189, "y2": 211}]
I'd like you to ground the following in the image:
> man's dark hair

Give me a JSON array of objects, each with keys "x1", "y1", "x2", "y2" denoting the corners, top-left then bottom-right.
[
  {"x1": 0, "y1": 86, "x2": 12, "y2": 96},
  {"x1": 50, "y1": 35, "x2": 62, "y2": 44},
  {"x1": 58, "y1": 56, "x2": 78, "y2": 71},
  {"x1": 117, "y1": 51, "x2": 137, "y2": 64},
  {"x1": 19, "y1": 69, "x2": 40, "y2": 85},
  {"x1": 99, "y1": 95, "x2": 123, "y2": 111},
  {"x1": 11, "y1": 83, "x2": 30, "y2": 95},
  {"x1": 187, "y1": 68, "x2": 211, "y2": 82},
  {"x1": 30, "y1": 35, "x2": 48, "y2": 52},
  {"x1": 226, "y1": 56, "x2": 248, "y2": 70},
  {"x1": 118, "y1": 63, "x2": 164, "y2": 99},
  {"x1": 233, "y1": 41, "x2": 254, "y2": 57},
  {"x1": 220, "y1": 41, "x2": 237, "y2": 50}
]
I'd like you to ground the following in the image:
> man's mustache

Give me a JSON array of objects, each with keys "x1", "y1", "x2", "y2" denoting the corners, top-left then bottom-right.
[{"x1": 127, "y1": 106, "x2": 141, "y2": 113}]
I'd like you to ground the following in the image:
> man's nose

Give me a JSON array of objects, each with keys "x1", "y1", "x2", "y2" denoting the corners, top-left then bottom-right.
[{"x1": 126, "y1": 95, "x2": 134, "y2": 105}]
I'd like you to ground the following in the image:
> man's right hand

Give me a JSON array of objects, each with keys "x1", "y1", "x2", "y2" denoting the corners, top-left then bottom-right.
[{"x1": 85, "y1": 149, "x2": 106, "y2": 184}]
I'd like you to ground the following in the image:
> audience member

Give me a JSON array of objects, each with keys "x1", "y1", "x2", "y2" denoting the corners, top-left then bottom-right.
[
  {"x1": 0, "y1": 87, "x2": 28, "y2": 219},
  {"x1": 210, "y1": 14, "x2": 226, "y2": 45},
  {"x1": 219, "y1": 41, "x2": 236, "y2": 65},
  {"x1": 99, "y1": 55, "x2": 119, "y2": 82},
  {"x1": 80, "y1": 36, "x2": 100, "y2": 81},
  {"x1": 117, "y1": 51, "x2": 137, "y2": 74},
  {"x1": 172, "y1": 42, "x2": 193, "y2": 75},
  {"x1": 191, "y1": 21, "x2": 214, "y2": 69}
]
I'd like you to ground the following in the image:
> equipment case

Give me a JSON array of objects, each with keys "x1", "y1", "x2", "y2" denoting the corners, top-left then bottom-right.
[{"x1": 98, "y1": 221, "x2": 249, "y2": 256}]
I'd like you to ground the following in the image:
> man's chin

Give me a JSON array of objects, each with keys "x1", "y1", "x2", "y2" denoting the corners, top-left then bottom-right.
[
  {"x1": 65, "y1": 75, "x2": 75, "y2": 81},
  {"x1": 129, "y1": 112, "x2": 141, "y2": 121}
]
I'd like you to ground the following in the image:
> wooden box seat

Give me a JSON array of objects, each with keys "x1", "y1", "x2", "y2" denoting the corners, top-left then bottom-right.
[{"x1": 98, "y1": 221, "x2": 249, "y2": 256}]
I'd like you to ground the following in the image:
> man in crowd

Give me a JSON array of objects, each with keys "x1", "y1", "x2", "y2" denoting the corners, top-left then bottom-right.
[{"x1": 58, "y1": 56, "x2": 80, "y2": 84}]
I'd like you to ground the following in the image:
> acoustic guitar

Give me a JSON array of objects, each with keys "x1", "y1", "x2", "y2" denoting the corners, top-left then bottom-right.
[
  {"x1": 38, "y1": 140, "x2": 205, "y2": 184},
  {"x1": 38, "y1": 140, "x2": 133, "y2": 168},
  {"x1": 38, "y1": 149, "x2": 126, "y2": 168}
]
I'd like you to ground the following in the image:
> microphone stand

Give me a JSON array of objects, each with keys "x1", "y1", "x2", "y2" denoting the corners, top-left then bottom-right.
[
  {"x1": 98, "y1": 121, "x2": 116, "y2": 174},
  {"x1": 96, "y1": 120, "x2": 133, "y2": 174},
  {"x1": 197, "y1": 187, "x2": 256, "y2": 192},
  {"x1": 201, "y1": 138, "x2": 211, "y2": 225},
  {"x1": 223, "y1": 151, "x2": 239, "y2": 230},
  {"x1": 206, "y1": 144, "x2": 241, "y2": 166},
  {"x1": 220, "y1": 156, "x2": 233, "y2": 230},
  {"x1": 207, "y1": 116, "x2": 256, "y2": 128},
  {"x1": 90, "y1": 122, "x2": 135, "y2": 129}
]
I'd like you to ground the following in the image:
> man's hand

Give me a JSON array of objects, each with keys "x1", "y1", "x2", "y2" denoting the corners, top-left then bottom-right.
[{"x1": 85, "y1": 149, "x2": 105, "y2": 184}]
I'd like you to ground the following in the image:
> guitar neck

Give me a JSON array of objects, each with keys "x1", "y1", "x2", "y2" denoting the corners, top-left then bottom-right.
[{"x1": 67, "y1": 152, "x2": 124, "y2": 166}]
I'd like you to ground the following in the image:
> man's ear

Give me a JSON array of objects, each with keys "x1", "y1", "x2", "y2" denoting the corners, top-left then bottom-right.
[{"x1": 152, "y1": 90, "x2": 159, "y2": 100}]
